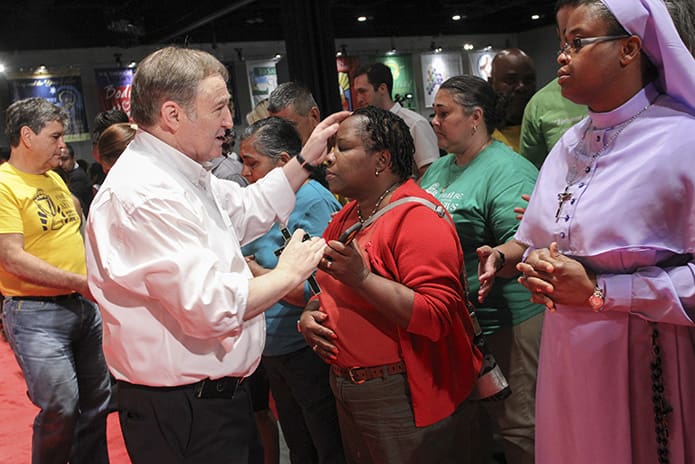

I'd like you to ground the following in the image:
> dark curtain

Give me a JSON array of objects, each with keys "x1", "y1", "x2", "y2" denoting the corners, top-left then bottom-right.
[{"x1": 281, "y1": 0, "x2": 342, "y2": 115}]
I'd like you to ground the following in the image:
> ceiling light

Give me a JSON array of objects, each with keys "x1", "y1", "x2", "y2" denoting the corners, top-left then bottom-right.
[
  {"x1": 452, "y1": 14, "x2": 462, "y2": 21},
  {"x1": 274, "y1": 53, "x2": 282, "y2": 60},
  {"x1": 127, "y1": 61, "x2": 137, "y2": 68},
  {"x1": 35, "y1": 65, "x2": 48, "y2": 74},
  {"x1": 0, "y1": 63, "x2": 6, "y2": 73},
  {"x1": 531, "y1": 14, "x2": 540, "y2": 20},
  {"x1": 357, "y1": 16, "x2": 367, "y2": 22},
  {"x1": 463, "y1": 43, "x2": 474, "y2": 51},
  {"x1": 386, "y1": 48, "x2": 397, "y2": 56}
]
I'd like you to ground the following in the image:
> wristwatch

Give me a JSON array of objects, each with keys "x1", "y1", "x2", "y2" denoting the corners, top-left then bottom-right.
[{"x1": 588, "y1": 285, "x2": 605, "y2": 312}]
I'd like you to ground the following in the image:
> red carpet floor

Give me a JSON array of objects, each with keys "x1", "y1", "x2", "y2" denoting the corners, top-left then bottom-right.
[{"x1": 0, "y1": 336, "x2": 131, "y2": 463}]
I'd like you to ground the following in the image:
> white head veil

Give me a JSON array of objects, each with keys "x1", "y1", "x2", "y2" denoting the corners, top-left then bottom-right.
[{"x1": 602, "y1": 0, "x2": 695, "y2": 111}]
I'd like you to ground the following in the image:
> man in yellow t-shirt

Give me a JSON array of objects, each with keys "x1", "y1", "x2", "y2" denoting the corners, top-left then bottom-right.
[
  {"x1": 0, "y1": 98, "x2": 111, "y2": 463},
  {"x1": 489, "y1": 48, "x2": 537, "y2": 153}
]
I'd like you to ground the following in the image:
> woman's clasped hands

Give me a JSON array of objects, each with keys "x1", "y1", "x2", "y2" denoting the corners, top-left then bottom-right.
[{"x1": 516, "y1": 242, "x2": 597, "y2": 312}]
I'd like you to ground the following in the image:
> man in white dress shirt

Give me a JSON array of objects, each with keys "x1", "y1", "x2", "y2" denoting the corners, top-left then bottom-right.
[
  {"x1": 85, "y1": 46, "x2": 345, "y2": 463},
  {"x1": 352, "y1": 62, "x2": 440, "y2": 177}
]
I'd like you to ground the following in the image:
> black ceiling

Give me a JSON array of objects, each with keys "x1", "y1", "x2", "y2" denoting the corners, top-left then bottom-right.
[{"x1": 0, "y1": 0, "x2": 557, "y2": 52}]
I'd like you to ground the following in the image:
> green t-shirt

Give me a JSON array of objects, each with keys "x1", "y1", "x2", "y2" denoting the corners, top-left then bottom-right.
[
  {"x1": 519, "y1": 78, "x2": 587, "y2": 169},
  {"x1": 420, "y1": 140, "x2": 543, "y2": 334}
]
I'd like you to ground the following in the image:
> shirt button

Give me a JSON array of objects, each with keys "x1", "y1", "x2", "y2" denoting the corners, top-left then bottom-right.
[
  {"x1": 560, "y1": 232, "x2": 566, "y2": 239},
  {"x1": 564, "y1": 215, "x2": 570, "y2": 222},
  {"x1": 570, "y1": 198, "x2": 576, "y2": 204},
  {"x1": 585, "y1": 166, "x2": 591, "y2": 173},
  {"x1": 578, "y1": 182, "x2": 585, "y2": 188},
  {"x1": 596, "y1": 135, "x2": 601, "y2": 142}
]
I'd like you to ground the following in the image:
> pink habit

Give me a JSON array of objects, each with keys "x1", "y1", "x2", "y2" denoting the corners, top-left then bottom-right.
[{"x1": 515, "y1": 0, "x2": 695, "y2": 462}]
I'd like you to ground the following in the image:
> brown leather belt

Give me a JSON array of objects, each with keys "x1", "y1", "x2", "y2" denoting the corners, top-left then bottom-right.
[{"x1": 332, "y1": 360, "x2": 406, "y2": 384}]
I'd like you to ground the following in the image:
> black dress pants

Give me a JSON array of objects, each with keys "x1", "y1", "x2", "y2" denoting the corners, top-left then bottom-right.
[{"x1": 117, "y1": 379, "x2": 263, "y2": 464}]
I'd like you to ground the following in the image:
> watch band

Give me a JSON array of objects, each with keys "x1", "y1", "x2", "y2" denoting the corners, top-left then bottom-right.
[
  {"x1": 495, "y1": 249, "x2": 506, "y2": 271},
  {"x1": 295, "y1": 153, "x2": 317, "y2": 173},
  {"x1": 588, "y1": 285, "x2": 605, "y2": 312}
]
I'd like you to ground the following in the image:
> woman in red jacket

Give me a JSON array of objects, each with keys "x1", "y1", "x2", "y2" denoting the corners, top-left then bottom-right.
[{"x1": 300, "y1": 106, "x2": 482, "y2": 463}]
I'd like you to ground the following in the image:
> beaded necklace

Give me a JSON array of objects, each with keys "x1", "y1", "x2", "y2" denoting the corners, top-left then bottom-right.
[{"x1": 357, "y1": 181, "x2": 401, "y2": 223}]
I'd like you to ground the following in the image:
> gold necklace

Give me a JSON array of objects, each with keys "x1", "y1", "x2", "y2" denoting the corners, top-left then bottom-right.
[{"x1": 357, "y1": 181, "x2": 401, "y2": 223}]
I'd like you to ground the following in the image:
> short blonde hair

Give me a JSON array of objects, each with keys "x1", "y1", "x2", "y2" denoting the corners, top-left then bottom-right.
[{"x1": 246, "y1": 99, "x2": 270, "y2": 125}]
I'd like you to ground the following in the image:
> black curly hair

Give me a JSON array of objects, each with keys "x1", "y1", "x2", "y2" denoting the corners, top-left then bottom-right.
[{"x1": 350, "y1": 106, "x2": 414, "y2": 180}]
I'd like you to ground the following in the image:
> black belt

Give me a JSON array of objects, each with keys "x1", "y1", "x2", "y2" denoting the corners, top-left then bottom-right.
[
  {"x1": 11, "y1": 293, "x2": 80, "y2": 302},
  {"x1": 118, "y1": 376, "x2": 245, "y2": 399}
]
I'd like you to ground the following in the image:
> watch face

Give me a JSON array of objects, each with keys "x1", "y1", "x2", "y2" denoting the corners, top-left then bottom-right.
[{"x1": 589, "y1": 294, "x2": 604, "y2": 312}]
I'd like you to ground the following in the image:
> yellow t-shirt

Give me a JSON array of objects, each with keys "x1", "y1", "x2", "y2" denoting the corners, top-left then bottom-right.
[
  {"x1": 492, "y1": 125, "x2": 522, "y2": 153},
  {"x1": 0, "y1": 163, "x2": 85, "y2": 296}
]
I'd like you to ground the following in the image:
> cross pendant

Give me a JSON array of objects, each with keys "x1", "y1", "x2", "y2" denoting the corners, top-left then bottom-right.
[{"x1": 555, "y1": 187, "x2": 572, "y2": 222}]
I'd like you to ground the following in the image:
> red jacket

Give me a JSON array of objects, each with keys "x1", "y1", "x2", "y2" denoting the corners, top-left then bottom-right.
[{"x1": 318, "y1": 179, "x2": 482, "y2": 427}]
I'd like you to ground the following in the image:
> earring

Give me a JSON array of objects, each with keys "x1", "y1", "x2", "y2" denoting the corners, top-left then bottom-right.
[
  {"x1": 375, "y1": 168, "x2": 381, "y2": 177},
  {"x1": 472, "y1": 125, "x2": 478, "y2": 134}
]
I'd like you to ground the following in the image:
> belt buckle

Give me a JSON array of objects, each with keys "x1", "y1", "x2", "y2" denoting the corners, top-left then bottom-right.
[{"x1": 347, "y1": 367, "x2": 366, "y2": 385}]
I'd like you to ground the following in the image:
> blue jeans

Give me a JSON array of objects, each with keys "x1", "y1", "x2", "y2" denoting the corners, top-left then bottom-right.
[{"x1": 2, "y1": 295, "x2": 111, "y2": 464}]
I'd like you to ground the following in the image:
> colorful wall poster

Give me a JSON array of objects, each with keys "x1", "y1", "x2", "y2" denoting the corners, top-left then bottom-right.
[
  {"x1": 372, "y1": 54, "x2": 418, "y2": 110},
  {"x1": 467, "y1": 50, "x2": 498, "y2": 81},
  {"x1": 94, "y1": 68, "x2": 134, "y2": 116},
  {"x1": 246, "y1": 60, "x2": 278, "y2": 107},
  {"x1": 9, "y1": 72, "x2": 90, "y2": 142},
  {"x1": 420, "y1": 52, "x2": 463, "y2": 108},
  {"x1": 336, "y1": 56, "x2": 360, "y2": 111}
]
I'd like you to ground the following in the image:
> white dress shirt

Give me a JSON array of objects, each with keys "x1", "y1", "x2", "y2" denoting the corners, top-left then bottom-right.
[
  {"x1": 86, "y1": 130, "x2": 295, "y2": 386},
  {"x1": 390, "y1": 102, "x2": 440, "y2": 170}
]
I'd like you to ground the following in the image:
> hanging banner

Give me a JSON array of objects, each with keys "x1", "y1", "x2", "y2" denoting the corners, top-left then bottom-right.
[
  {"x1": 8, "y1": 72, "x2": 91, "y2": 142},
  {"x1": 420, "y1": 52, "x2": 463, "y2": 108},
  {"x1": 371, "y1": 54, "x2": 418, "y2": 110},
  {"x1": 94, "y1": 68, "x2": 134, "y2": 116},
  {"x1": 246, "y1": 60, "x2": 278, "y2": 107},
  {"x1": 336, "y1": 56, "x2": 360, "y2": 111}
]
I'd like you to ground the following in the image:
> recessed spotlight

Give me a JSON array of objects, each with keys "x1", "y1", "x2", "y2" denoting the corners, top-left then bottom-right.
[
  {"x1": 357, "y1": 16, "x2": 367, "y2": 22},
  {"x1": 336, "y1": 51, "x2": 343, "y2": 57},
  {"x1": 463, "y1": 43, "x2": 474, "y2": 51},
  {"x1": 434, "y1": 47, "x2": 443, "y2": 53},
  {"x1": 386, "y1": 48, "x2": 397, "y2": 56},
  {"x1": 274, "y1": 53, "x2": 282, "y2": 60},
  {"x1": 452, "y1": 14, "x2": 462, "y2": 21},
  {"x1": 35, "y1": 65, "x2": 48, "y2": 74},
  {"x1": 127, "y1": 61, "x2": 137, "y2": 68},
  {"x1": 0, "y1": 63, "x2": 6, "y2": 73},
  {"x1": 531, "y1": 14, "x2": 540, "y2": 20}
]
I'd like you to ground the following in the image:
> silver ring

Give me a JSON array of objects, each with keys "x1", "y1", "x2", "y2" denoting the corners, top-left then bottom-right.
[
  {"x1": 312, "y1": 344, "x2": 319, "y2": 351},
  {"x1": 326, "y1": 260, "x2": 332, "y2": 269}
]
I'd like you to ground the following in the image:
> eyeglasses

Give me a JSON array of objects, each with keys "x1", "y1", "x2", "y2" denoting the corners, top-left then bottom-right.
[{"x1": 557, "y1": 35, "x2": 631, "y2": 56}]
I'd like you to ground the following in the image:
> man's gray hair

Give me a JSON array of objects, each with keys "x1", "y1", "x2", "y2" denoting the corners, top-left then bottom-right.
[
  {"x1": 130, "y1": 46, "x2": 229, "y2": 127},
  {"x1": 664, "y1": 0, "x2": 695, "y2": 55},
  {"x1": 4, "y1": 98, "x2": 68, "y2": 148},
  {"x1": 267, "y1": 82, "x2": 318, "y2": 116}
]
